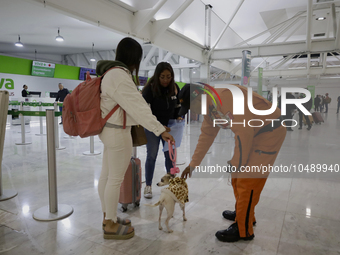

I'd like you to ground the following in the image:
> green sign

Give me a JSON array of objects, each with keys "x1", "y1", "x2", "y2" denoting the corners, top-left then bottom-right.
[
  {"x1": 0, "y1": 78, "x2": 14, "y2": 89},
  {"x1": 31, "y1": 61, "x2": 55, "y2": 77}
]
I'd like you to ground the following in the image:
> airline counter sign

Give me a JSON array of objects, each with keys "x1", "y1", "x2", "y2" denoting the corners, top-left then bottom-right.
[{"x1": 31, "y1": 61, "x2": 55, "y2": 78}]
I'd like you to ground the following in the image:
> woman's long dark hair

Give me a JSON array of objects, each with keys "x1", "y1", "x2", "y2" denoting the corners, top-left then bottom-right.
[
  {"x1": 142, "y1": 62, "x2": 176, "y2": 97},
  {"x1": 115, "y1": 37, "x2": 143, "y2": 85}
]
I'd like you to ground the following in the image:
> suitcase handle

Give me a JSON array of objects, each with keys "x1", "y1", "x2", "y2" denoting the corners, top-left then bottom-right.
[{"x1": 135, "y1": 169, "x2": 141, "y2": 198}]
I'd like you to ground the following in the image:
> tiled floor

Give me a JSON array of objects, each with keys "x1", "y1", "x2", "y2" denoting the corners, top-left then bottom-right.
[{"x1": 1, "y1": 112, "x2": 340, "y2": 255}]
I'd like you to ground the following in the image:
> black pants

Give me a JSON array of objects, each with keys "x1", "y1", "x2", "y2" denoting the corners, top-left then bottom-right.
[
  {"x1": 337, "y1": 103, "x2": 340, "y2": 113},
  {"x1": 299, "y1": 111, "x2": 311, "y2": 128}
]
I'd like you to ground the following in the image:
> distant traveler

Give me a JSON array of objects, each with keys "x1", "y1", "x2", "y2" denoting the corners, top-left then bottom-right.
[
  {"x1": 55, "y1": 83, "x2": 70, "y2": 124},
  {"x1": 96, "y1": 37, "x2": 174, "y2": 240},
  {"x1": 337, "y1": 95, "x2": 340, "y2": 114},
  {"x1": 323, "y1": 93, "x2": 331, "y2": 113},
  {"x1": 21, "y1": 85, "x2": 29, "y2": 97},
  {"x1": 314, "y1": 95, "x2": 321, "y2": 112}
]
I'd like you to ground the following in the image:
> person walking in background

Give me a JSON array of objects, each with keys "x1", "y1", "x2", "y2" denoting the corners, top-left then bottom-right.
[
  {"x1": 337, "y1": 95, "x2": 340, "y2": 114},
  {"x1": 323, "y1": 93, "x2": 331, "y2": 113},
  {"x1": 314, "y1": 95, "x2": 321, "y2": 112},
  {"x1": 141, "y1": 62, "x2": 182, "y2": 199},
  {"x1": 298, "y1": 94, "x2": 312, "y2": 131},
  {"x1": 96, "y1": 37, "x2": 174, "y2": 240},
  {"x1": 21, "y1": 85, "x2": 29, "y2": 97},
  {"x1": 320, "y1": 95, "x2": 325, "y2": 112},
  {"x1": 55, "y1": 83, "x2": 70, "y2": 124}
]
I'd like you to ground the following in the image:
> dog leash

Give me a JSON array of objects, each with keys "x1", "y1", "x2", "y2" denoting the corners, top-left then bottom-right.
[{"x1": 168, "y1": 140, "x2": 180, "y2": 175}]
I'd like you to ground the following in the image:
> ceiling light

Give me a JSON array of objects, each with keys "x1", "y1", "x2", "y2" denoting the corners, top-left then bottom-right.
[
  {"x1": 55, "y1": 28, "x2": 64, "y2": 42},
  {"x1": 90, "y1": 43, "x2": 96, "y2": 62},
  {"x1": 316, "y1": 17, "x2": 326, "y2": 21},
  {"x1": 15, "y1": 35, "x2": 23, "y2": 47}
]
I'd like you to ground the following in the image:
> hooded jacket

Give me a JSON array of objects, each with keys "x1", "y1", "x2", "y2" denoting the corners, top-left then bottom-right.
[
  {"x1": 190, "y1": 85, "x2": 282, "y2": 169},
  {"x1": 96, "y1": 60, "x2": 165, "y2": 136}
]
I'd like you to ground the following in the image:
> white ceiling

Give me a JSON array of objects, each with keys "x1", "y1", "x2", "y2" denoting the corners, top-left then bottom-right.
[
  {"x1": 1, "y1": 0, "x2": 340, "y2": 84},
  {"x1": 0, "y1": 0, "x2": 128, "y2": 55}
]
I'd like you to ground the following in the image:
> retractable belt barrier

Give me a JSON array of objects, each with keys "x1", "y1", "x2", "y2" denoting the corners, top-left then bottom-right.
[
  {"x1": 8, "y1": 109, "x2": 63, "y2": 148},
  {"x1": 9, "y1": 102, "x2": 63, "y2": 107}
]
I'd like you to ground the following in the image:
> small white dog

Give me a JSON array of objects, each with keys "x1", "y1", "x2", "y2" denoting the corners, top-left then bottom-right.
[{"x1": 147, "y1": 176, "x2": 188, "y2": 233}]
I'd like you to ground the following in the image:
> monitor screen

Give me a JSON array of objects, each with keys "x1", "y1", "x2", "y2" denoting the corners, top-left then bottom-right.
[
  {"x1": 49, "y1": 92, "x2": 58, "y2": 98},
  {"x1": 28, "y1": 91, "x2": 41, "y2": 97}
]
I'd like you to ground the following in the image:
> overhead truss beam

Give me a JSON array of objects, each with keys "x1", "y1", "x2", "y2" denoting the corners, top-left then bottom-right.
[{"x1": 211, "y1": 39, "x2": 336, "y2": 59}]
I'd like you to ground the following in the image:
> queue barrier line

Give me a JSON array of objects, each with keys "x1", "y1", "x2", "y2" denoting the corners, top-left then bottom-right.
[
  {"x1": 9, "y1": 102, "x2": 63, "y2": 107},
  {"x1": 8, "y1": 110, "x2": 62, "y2": 117},
  {"x1": 8, "y1": 110, "x2": 64, "y2": 148}
]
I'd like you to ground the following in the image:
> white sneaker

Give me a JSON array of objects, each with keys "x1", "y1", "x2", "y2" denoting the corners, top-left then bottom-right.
[{"x1": 144, "y1": 185, "x2": 152, "y2": 199}]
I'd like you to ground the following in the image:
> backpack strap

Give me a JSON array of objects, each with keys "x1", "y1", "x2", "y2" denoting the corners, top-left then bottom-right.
[
  {"x1": 104, "y1": 104, "x2": 120, "y2": 122},
  {"x1": 103, "y1": 105, "x2": 126, "y2": 129},
  {"x1": 100, "y1": 66, "x2": 129, "y2": 129}
]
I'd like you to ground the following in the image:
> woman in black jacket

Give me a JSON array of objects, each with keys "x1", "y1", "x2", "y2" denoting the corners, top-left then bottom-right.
[{"x1": 142, "y1": 62, "x2": 182, "y2": 198}]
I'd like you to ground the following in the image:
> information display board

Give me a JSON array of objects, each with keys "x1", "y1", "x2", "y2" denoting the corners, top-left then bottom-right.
[
  {"x1": 79, "y1": 68, "x2": 96, "y2": 80},
  {"x1": 31, "y1": 61, "x2": 55, "y2": 77}
]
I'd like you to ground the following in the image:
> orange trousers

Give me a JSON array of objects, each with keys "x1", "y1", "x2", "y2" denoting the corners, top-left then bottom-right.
[{"x1": 231, "y1": 126, "x2": 286, "y2": 238}]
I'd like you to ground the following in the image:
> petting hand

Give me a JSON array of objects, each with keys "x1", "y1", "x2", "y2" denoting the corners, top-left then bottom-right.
[
  {"x1": 181, "y1": 165, "x2": 194, "y2": 179},
  {"x1": 177, "y1": 117, "x2": 183, "y2": 121},
  {"x1": 161, "y1": 132, "x2": 174, "y2": 143}
]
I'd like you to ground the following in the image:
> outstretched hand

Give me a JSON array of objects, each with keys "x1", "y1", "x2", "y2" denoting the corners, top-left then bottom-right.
[{"x1": 181, "y1": 165, "x2": 194, "y2": 179}]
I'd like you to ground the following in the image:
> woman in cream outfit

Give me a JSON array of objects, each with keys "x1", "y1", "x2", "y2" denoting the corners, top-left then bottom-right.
[{"x1": 96, "y1": 37, "x2": 174, "y2": 240}]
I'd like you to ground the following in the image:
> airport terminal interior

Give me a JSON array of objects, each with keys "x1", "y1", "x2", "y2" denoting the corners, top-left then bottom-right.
[
  {"x1": 1, "y1": 113, "x2": 340, "y2": 255},
  {"x1": 1, "y1": 0, "x2": 340, "y2": 254}
]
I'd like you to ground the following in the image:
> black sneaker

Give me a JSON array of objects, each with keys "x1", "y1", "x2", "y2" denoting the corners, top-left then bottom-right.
[
  {"x1": 215, "y1": 222, "x2": 254, "y2": 242},
  {"x1": 222, "y1": 210, "x2": 236, "y2": 221},
  {"x1": 222, "y1": 210, "x2": 256, "y2": 226}
]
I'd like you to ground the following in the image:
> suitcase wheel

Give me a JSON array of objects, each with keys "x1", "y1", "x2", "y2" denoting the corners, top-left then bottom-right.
[{"x1": 135, "y1": 201, "x2": 140, "y2": 207}]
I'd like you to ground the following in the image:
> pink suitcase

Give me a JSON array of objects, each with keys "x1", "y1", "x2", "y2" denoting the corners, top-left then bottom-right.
[
  {"x1": 312, "y1": 112, "x2": 324, "y2": 124},
  {"x1": 119, "y1": 157, "x2": 142, "y2": 212}
]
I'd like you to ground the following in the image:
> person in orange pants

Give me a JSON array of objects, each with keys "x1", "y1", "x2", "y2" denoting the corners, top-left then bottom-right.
[{"x1": 179, "y1": 83, "x2": 287, "y2": 242}]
